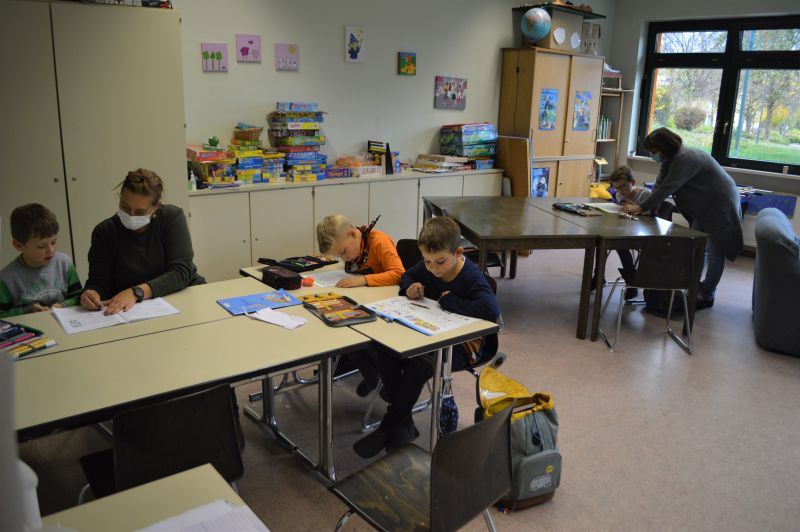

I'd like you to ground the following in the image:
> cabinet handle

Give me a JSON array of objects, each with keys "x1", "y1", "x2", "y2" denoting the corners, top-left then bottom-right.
[
  {"x1": 242, "y1": 240, "x2": 246, "y2": 244},
  {"x1": 254, "y1": 237, "x2": 259, "y2": 241},
  {"x1": 53, "y1": 177, "x2": 59, "y2": 183},
  {"x1": 71, "y1": 176, "x2": 78, "y2": 182}
]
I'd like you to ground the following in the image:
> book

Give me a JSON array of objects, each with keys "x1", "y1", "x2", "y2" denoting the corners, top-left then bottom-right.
[
  {"x1": 216, "y1": 289, "x2": 302, "y2": 316},
  {"x1": 417, "y1": 154, "x2": 469, "y2": 163},
  {"x1": 52, "y1": 298, "x2": 180, "y2": 334},
  {"x1": 364, "y1": 296, "x2": 479, "y2": 336}
]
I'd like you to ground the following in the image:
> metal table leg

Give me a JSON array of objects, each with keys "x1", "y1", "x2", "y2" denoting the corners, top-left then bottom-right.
[
  {"x1": 319, "y1": 356, "x2": 335, "y2": 481},
  {"x1": 429, "y1": 346, "x2": 452, "y2": 451}
]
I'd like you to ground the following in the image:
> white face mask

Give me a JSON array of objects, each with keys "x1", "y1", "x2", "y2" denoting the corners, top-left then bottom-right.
[{"x1": 117, "y1": 210, "x2": 152, "y2": 231}]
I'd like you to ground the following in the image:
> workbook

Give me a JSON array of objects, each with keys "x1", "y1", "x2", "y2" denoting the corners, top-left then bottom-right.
[
  {"x1": 52, "y1": 298, "x2": 180, "y2": 334},
  {"x1": 217, "y1": 289, "x2": 302, "y2": 315},
  {"x1": 364, "y1": 296, "x2": 479, "y2": 336}
]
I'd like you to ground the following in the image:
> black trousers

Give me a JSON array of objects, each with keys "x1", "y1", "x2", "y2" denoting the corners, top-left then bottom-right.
[{"x1": 375, "y1": 345, "x2": 471, "y2": 428}]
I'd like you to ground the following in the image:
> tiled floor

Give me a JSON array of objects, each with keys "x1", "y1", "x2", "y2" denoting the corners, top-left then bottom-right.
[{"x1": 21, "y1": 249, "x2": 800, "y2": 531}]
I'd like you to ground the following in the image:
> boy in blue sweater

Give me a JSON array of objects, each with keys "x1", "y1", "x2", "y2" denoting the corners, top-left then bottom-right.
[{"x1": 354, "y1": 216, "x2": 500, "y2": 458}]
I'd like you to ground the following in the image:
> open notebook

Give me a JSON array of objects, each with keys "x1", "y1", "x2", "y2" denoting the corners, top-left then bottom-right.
[{"x1": 52, "y1": 298, "x2": 180, "y2": 334}]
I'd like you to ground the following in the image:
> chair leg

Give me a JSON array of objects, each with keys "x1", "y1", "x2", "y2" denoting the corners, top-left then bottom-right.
[
  {"x1": 482, "y1": 508, "x2": 497, "y2": 532},
  {"x1": 597, "y1": 278, "x2": 624, "y2": 350},
  {"x1": 334, "y1": 509, "x2": 354, "y2": 531},
  {"x1": 77, "y1": 483, "x2": 92, "y2": 505},
  {"x1": 666, "y1": 290, "x2": 693, "y2": 354},
  {"x1": 361, "y1": 380, "x2": 433, "y2": 433}
]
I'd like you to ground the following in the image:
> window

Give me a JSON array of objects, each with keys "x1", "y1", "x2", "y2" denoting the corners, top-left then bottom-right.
[{"x1": 638, "y1": 18, "x2": 800, "y2": 175}]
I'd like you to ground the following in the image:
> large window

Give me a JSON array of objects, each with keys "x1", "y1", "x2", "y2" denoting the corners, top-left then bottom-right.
[{"x1": 638, "y1": 17, "x2": 800, "y2": 175}]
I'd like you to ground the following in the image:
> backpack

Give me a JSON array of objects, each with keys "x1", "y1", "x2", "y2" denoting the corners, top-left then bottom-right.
[{"x1": 475, "y1": 367, "x2": 562, "y2": 510}]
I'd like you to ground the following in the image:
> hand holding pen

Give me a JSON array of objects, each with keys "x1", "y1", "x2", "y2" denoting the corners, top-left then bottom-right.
[
  {"x1": 406, "y1": 282, "x2": 425, "y2": 300},
  {"x1": 618, "y1": 212, "x2": 639, "y2": 221}
]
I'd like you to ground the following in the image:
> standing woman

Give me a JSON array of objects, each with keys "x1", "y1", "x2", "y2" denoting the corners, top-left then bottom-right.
[
  {"x1": 621, "y1": 128, "x2": 743, "y2": 308},
  {"x1": 81, "y1": 169, "x2": 205, "y2": 314}
]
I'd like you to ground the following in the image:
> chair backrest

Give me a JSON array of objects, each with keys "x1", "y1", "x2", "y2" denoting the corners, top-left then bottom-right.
[
  {"x1": 112, "y1": 384, "x2": 243, "y2": 492},
  {"x1": 396, "y1": 239, "x2": 423, "y2": 270},
  {"x1": 632, "y1": 236, "x2": 696, "y2": 290},
  {"x1": 429, "y1": 404, "x2": 512, "y2": 532}
]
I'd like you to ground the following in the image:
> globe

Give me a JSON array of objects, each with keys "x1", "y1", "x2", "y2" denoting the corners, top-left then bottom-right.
[{"x1": 521, "y1": 8, "x2": 551, "y2": 42}]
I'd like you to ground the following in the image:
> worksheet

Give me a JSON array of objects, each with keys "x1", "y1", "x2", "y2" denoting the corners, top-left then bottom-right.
[
  {"x1": 52, "y1": 298, "x2": 180, "y2": 334},
  {"x1": 305, "y1": 269, "x2": 355, "y2": 287},
  {"x1": 364, "y1": 296, "x2": 478, "y2": 336}
]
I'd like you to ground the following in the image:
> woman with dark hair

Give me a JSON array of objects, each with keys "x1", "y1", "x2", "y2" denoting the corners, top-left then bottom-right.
[
  {"x1": 621, "y1": 128, "x2": 743, "y2": 308},
  {"x1": 81, "y1": 168, "x2": 205, "y2": 314}
]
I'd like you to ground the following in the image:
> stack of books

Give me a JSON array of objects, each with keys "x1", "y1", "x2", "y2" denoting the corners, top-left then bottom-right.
[
  {"x1": 1, "y1": 320, "x2": 55, "y2": 358},
  {"x1": 439, "y1": 122, "x2": 498, "y2": 162},
  {"x1": 269, "y1": 102, "x2": 328, "y2": 182},
  {"x1": 413, "y1": 154, "x2": 471, "y2": 173}
]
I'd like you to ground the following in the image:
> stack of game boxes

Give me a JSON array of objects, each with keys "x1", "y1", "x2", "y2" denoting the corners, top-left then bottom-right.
[
  {"x1": 186, "y1": 145, "x2": 236, "y2": 184},
  {"x1": 230, "y1": 143, "x2": 265, "y2": 184},
  {"x1": 438, "y1": 122, "x2": 498, "y2": 169},
  {"x1": 367, "y1": 140, "x2": 401, "y2": 174},
  {"x1": 269, "y1": 102, "x2": 327, "y2": 182}
]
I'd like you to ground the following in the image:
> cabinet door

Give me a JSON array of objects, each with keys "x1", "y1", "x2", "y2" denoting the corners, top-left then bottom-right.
[
  {"x1": 532, "y1": 162, "x2": 558, "y2": 199},
  {"x1": 52, "y1": 3, "x2": 187, "y2": 279},
  {"x1": 556, "y1": 159, "x2": 593, "y2": 198},
  {"x1": 564, "y1": 56, "x2": 603, "y2": 156},
  {"x1": 369, "y1": 180, "x2": 419, "y2": 241},
  {"x1": 0, "y1": 1, "x2": 72, "y2": 271},
  {"x1": 418, "y1": 175, "x2": 464, "y2": 228},
  {"x1": 251, "y1": 188, "x2": 314, "y2": 259},
  {"x1": 462, "y1": 172, "x2": 502, "y2": 196},
  {"x1": 498, "y1": 49, "x2": 521, "y2": 137},
  {"x1": 313, "y1": 183, "x2": 370, "y2": 252},
  {"x1": 188, "y1": 194, "x2": 251, "y2": 283},
  {"x1": 530, "y1": 51, "x2": 571, "y2": 157}
]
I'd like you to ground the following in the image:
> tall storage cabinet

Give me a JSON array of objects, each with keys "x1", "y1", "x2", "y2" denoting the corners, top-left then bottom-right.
[
  {"x1": 499, "y1": 47, "x2": 602, "y2": 197},
  {"x1": 0, "y1": 1, "x2": 187, "y2": 280}
]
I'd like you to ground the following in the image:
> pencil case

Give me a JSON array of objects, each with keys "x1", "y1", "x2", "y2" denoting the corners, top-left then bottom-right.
[{"x1": 260, "y1": 265, "x2": 302, "y2": 290}]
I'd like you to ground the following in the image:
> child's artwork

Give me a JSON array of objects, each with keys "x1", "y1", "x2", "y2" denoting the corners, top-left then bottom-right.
[
  {"x1": 538, "y1": 88, "x2": 558, "y2": 131},
  {"x1": 201, "y1": 43, "x2": 228, "y2": 72},
  {"x1": 531, "y1": 167, "x2": 550, "y2": 198},
  {"x1": 275, "y1": 43, "x2": 299, "y2": 71},
  {"x1": 573, "y1": 91, "x2": 592, "y2": 131},
  {"x1": 398, "y1": 51, "x2": 416, "y2": 76},
  {"x1": 345, "y1": 26, "x2": 365, "y2": 63},
  {"x1": 434, "y1": 76, "x2": 467, "y2": 110},
  {"x1": 236, "y1": 34, "x2": 261, "y2": 63}
]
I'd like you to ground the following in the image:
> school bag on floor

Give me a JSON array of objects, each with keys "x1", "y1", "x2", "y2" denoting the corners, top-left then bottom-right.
[{"x1": 475, "y1": 367, "x2": 562, "y2": 511}]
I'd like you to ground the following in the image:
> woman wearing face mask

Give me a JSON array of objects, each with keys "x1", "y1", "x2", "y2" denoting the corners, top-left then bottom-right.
[
  {"x1": 621, "y1": 128, "x2": 742, "y2": 308},
  {"x1": 80, "y1": 168, "x2": 205, "y2": 315}
]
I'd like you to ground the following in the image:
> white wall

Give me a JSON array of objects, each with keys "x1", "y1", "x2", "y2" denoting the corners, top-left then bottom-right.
[{"x1": 173, "y1": 0, "x2": 615, "y2": 163}]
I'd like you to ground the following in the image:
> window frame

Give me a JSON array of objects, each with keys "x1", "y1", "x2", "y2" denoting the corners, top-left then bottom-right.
[{"x1": 637, "y1": 16, "x2": 800, "y2": 175}]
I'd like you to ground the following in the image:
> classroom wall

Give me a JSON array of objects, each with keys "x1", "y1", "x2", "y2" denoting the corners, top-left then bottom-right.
[{"x1": 172, "y1": 0, "x2": 615, "y2": 163}]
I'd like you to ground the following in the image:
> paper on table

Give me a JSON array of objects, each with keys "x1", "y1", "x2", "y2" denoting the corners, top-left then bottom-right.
[
  {"x1": 365, "y1": 296, "x2": 479, "y2": 336},
  {"x1": 136, "y1": 499, "x2": 270, "y2": 532},
  {"x1": 583, "y1": 202, "x2": 623, "y2": 214},
  {"x1": 52, "y1": 298, "x2": 180, "y2": 334},
  {"x1": 247, "y1": 308, "x2": 306, "y2": 330},
  {"x1": 305, "y1": 269, "x2": 354, "y2": 287}
]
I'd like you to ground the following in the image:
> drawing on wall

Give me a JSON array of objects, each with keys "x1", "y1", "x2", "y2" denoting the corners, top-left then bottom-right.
[
  {"x1": 538, "y1": 88, "x2": 558, "y2": 130},
  {"x1": 398, "y1": 51, "x2": 416, "y2": 76},
  {"x1": 201, "y1": 43, "x2": 228, "y2": 72},
  {"x1": 275, "y1": 43, "x2": 299, "y2": 71},
  {"x1": 236, "y1": 34, "x2": 261, "y2": 63},
  {"x1": 573, "y1": 91, "x2": 592, "y2": 131},
  {"x1": 345, "y1": 26, "x2": 365, "y2": 63},
  {"x1": 434, "y1": 76, "x2": 467, "y2": 110},
  {"x1": 531, "y1": 167, "x2": 550, "y2": 198}
]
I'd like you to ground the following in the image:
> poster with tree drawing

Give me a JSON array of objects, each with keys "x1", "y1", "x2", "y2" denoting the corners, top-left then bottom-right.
[{"x1": 201, "y1": 43, "x2": 228, "y2": 72}]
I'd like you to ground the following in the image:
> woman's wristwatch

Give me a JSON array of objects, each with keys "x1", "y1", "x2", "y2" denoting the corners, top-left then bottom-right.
[{"x1": 131, "y1": 285, "x2": 145, "y2": 303}]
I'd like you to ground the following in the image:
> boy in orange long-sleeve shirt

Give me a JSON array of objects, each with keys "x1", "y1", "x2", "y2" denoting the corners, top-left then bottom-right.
[{"x1": 317, "y1": 214, "x2": 405, "y2": 395}]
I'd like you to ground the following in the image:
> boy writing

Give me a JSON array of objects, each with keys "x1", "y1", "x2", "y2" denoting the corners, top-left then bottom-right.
[
  {"x1": 610, "y1": 166, "x2": 652, "y2": 298},
  {"x1": 0, "y1": 204, "x2": 82, "y2": 317},
  {"x1": 353, "y1": 216, "x2": 500, "y2": 458},
  {"x1": 317, "y1": 214, "x2": 405, "y2": 395}
]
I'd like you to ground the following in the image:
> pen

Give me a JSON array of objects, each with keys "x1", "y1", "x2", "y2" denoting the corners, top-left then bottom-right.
[
  {"x1": 16, "y1": 323, "x2": 45, "y2": 336},
  {"x1": 0, "y1": 332, "x2": 36, "y2": 349},
  {"x1": 410, "y1": 302, "x2": 429, "y2": 309}
]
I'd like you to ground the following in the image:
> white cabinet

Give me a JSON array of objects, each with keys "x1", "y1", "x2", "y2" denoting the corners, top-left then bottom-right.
[
  {"x1": 369, "y1": 180, "x2": 420, "y2": 241},
  {"x1": 418, "y1": 175, "x2": 464, "y2": 229},
  {"x1": 250, "y1": 188, "x2": 314, "y2": 260},
  {"x1": 0, "y1": 1, "x2": 186, "y2": 280},
  {"x1": 463, "y1": 172, "x2": 502, "y2": 196},
  {"x1": 188, "y1": 194, "x2": 251, "y2": 283},
  {"x1": 313, "y1": 183, "x2": 370, "y2": 252}
]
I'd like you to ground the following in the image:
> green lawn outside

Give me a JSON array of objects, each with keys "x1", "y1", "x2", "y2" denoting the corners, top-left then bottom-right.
[{"x1": 652, "y1": 125, "x2": 800, "y2": 165}]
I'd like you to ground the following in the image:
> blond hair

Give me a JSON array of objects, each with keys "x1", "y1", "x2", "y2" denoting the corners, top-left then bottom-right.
[
  {"x1": 316, "y1": 214, "x2": 354, "y2": 253},
  {"x1": 418, "y1": 216, "x2": 460, "y2": 253}
]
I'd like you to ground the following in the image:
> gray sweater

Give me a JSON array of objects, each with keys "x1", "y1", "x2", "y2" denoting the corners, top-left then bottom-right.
[
  {"x1": 84, "y1": 204, "x2": 205, "y2": 300},
  {"x1": 639, "y1": 147, "x2": 743, "y2": 260}
]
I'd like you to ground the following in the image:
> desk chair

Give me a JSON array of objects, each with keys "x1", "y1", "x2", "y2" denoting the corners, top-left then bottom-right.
[
  {"x1": 598, "y1": 236, "x2": 696, "y2": 354},
  {"x1": 78, "y1": 384, "x2": 243, "y2": 503},
  {"x1": 333, "y1": 404, "x2": 512, "y2": 532}
]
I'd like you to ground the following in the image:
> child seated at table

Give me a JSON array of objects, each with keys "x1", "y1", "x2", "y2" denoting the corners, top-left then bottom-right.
[
  {"x1": 316, "y1": 214, "x2": 405, "y2": 396},
  {"x1": 0, "y1": 203, "x2": 82, "y2": 317},
  {"x1": 609, "y1": 166, "x2": 653, "y2": 299},
  {"x1": 353, "y1": 216, "x2": 500, "y2": 458}
]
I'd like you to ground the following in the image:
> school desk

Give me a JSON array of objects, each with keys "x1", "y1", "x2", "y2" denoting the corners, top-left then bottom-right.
[
  {"x1": 41, "y1": 464, "x2": 264, "y2": 532},
  {"x1": 7, "y1": 276, "x2": 266, "y2": 358},
  {"x1": 15, "y1": 305, "x2": 369, "y2": 480}
]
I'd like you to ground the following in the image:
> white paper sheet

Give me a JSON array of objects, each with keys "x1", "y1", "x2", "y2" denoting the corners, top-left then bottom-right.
[
  {"x1": 136, "y1": 499, "x2": 269, "y2": 532},
  {"x1": 247, "y1": 308, "x2": 306, "y2": 330},
  {"x1": 52, "y1": 298, "x2": 180, "y2": 334},
  {"x1": 582, "y1": 202, "x2": 623, "y2": 214},
  {"x1": 304, "y1": 269, "x2": 354, "y2": 287}
]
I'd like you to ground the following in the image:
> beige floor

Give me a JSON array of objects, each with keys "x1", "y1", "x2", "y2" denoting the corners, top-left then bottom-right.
[{"x1": 21, "y1": 249, "x2": 800, "y2": 531}]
